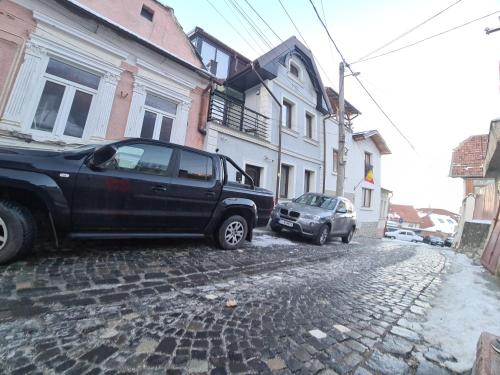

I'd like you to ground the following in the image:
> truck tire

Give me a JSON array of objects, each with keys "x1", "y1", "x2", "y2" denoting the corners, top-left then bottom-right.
[
  {"x1": 0, "y1": 200, "x2": 35, "y2": 264},
  {"x1": 313, "y1": 224, "x2": 329, "y2": 246},
  {"x1": 218, "y1": 215, "x2": 248, "y2": 250},
  {"x1": 342, "y1": 227, "x2": 354, "y2": 244}
]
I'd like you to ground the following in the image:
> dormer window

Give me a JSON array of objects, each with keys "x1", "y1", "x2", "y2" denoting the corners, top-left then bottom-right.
[
  {"x1": 141, "y1": 5, "x2": 154, "y2": 21},
  {"x1": 290, "y1": 62, "x2": 300, "y2": 78}
]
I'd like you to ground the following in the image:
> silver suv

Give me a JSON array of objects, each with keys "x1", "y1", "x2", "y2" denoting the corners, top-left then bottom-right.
[{"x1": 269, "y1": 193, "x2": 357, "y2": 245}]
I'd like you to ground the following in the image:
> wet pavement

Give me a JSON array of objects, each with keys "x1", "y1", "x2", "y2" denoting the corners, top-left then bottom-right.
[{"x1": 0, "y1": 231, "x2": 463, "y2": 374}]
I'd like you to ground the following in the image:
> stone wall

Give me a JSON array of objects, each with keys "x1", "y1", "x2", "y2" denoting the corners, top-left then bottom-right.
[
  {"x1": 356, "y1": 221, "x2": 378, "y2": 238},
  {"x1": 456, "y1": 221, "x2": 492, "y2": 258}
]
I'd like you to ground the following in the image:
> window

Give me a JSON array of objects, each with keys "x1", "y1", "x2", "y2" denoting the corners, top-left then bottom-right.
[
  {"x1": 283, "y1": 100, "x2": 293, "y2": 129},
  {"x1": 304, "y1": 170, "x2": 313, "y2": 193},
  {"x1": 365, "y1": 152, "x2": 372, "y2": 168},
  {"x1": 280, "y1": 164, "x2": 291, "y2": 198},
  {"x1": 178, "y1": 150, "x2": 213, "y2": 181},
  {"x1": 140, "y1": 5, "x2": 154, "y2": 21},
  {"x1": 104, "y1": 143, "x2": 173, "y2": 176},
  {"x1": 305, "y1": 113, "x2": 313, "y2": 138},
  {"x1": 31, "y1": 58, "x2": 100, "y2": 139},
  {"x1": 290, "y1": 62, "x2": 300, "y2": 78},
  {"x1": 438, "y1": 218, "x2": 445, "y2": 224},
  {"x1": 362, "y1": 188, "x2": 372, "y2": 208},
  {"x1": 447, "y1": 219, "x2": 454, "y2": 224},
  {"x1": 332, "y1": 149, "x2": 339, "y2": 173},
  {"x1": 245, "y1": 164, "x2": 262, "y2": 187},
  {"x1": 199, "y1": 41, "x2": 230, "y2": 79},
  {"x1": 139, "y1": 93, "x2": 177, "y2": 142}
]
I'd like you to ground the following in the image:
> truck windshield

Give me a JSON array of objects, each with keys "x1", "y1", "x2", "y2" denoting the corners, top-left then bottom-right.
[{"x1": 295, "y1": 193, "x2": 337, "y2": 210}]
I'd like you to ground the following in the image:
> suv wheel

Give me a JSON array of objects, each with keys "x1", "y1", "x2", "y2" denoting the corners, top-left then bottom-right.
[
  {"x1": 342, "y1": 227, "x2": 354, "y2": 244},
  {"x1": 218, "y1": 215, "x2": 248, "y2": 250},
  {"x1": 270, "y1": 223, "x2": 282, "y2": 232},
  {"x1": 313, "y1": 224, "x2": 329, "y2": 246},
  {"x1": 0, "y1": 200, "x2": 35, "y2": 264}
]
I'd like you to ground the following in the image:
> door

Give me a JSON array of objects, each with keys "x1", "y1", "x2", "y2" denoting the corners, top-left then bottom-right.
[
  {"x1": 332, "y1": 200, "x2": 349, "y2": 234},
  {"x1": 165, "y1": 149, "x2": 221, "y2": 233},
  {"x1": 72, "y1": 142, "x2": 175, "y2": 232},
  {"x1": 482, "y1": 212, "x2": 500, "y2": 273}
]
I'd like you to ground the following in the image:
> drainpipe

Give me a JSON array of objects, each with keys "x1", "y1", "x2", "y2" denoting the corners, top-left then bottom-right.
[
  {"x1": 322, "y1": 113, "x2": 333, "y2": 194},
  {"x1": 251, "y1": 63, "x2": 282, "y2": 202},
  {"x1": 198, "y1": 80, "x2": 214, "y2": 135}
]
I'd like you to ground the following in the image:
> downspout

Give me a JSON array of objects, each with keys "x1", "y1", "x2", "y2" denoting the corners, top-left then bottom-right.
[
  {"x1": 198, "y1": 79, "x2": 214, "y2": 135},
  {"x1": 251, "y1": 63, "x2": 282, "y2": 202},
  {"x1": 322, "y1": 113, "x2": 333, "y2": 193}
]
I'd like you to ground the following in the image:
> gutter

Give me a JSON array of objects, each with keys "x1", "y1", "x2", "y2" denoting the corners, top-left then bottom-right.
[
  {"x1": 198, "y1": 82, "x2": 213, "y2": 135},
  {"x1": 55, "y1": 0, "x2": 214, "y2": 80}
]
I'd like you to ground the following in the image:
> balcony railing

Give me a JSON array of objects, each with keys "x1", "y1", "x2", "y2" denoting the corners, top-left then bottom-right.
[{"x1": 208, "y1": 90, "x2": 268, "y2": 140}]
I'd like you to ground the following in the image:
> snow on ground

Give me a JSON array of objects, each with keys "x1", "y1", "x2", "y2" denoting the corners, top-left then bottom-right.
[
  {"x1": 251, "y1": 234, "x2": 297, "y2": 248},
  {"x1": 422, "y1": 250, "x2": 500, "y2": 372}
]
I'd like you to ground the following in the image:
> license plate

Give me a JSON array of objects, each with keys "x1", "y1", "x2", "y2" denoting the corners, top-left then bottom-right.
[{"x1": 279, "y1": 219, "x2": 294, "y2": 227}]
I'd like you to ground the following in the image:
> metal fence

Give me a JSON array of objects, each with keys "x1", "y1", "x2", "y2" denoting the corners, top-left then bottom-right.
[{"x1": 208, "y1": 90, "x2": 268, "y2": 140}]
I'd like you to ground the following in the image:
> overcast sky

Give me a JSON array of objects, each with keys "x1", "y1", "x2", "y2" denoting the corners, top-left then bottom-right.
[{"x1": 165, "y1": 0, "x2": 500, "y2": 213}]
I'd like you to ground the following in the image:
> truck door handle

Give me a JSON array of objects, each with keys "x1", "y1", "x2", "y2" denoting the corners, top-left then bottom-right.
[{"x1": 152, "y1": 185, "x2": 168, "y2": 192}]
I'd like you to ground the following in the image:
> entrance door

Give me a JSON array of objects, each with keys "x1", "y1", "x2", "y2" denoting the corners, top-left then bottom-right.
[{"x1": 72, "y1": 142, "x2": 175, "y2": 232}]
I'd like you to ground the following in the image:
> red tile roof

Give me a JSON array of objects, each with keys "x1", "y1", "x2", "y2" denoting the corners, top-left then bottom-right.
[
  {"x1": 417, "y1": 208, "x2": 460, "y2": 222},
  {"x1": 449, "y1": 135, "x2": 488, "y2": 178},
  {"x1": 389, "y1": 204, "x2": 421, "y2": 224}
]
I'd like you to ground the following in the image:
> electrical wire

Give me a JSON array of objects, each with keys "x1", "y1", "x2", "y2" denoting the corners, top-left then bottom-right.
[
  {"x1": 353, "y1": 10, "x2": 500, "y2": 64},
  {"x1": 228, "y1": 0, "x2": 274, "y2": 49},
  {"x1": 355, "y1": 0, "x2": 464, "y2": 63},
  {"x1": 308, "y1": 0, "x2": 417, "y2": 153},
  {"x1": 204, "y1": 0, "x2": 262, "y2": 54},
  {"x1": 243, "y1": 0, "x2": 283, "y2": 43}
]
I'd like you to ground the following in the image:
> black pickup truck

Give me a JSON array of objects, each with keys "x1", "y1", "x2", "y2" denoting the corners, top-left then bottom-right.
[{"x1": 0, "y1": 138, "x2": 274, "y2": 263}]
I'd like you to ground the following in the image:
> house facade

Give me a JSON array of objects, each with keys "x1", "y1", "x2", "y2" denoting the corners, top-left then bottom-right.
[
  {"x1": 189, "y1": 30, "x2": 331, "y2": 200},
  {"x1": 0, "y1": 0, "x2": 211, "y2": 150}
]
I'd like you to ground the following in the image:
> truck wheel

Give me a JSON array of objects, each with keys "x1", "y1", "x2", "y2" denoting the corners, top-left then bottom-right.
[
  {"x1": 342, "y1": 227, "x2": 354, "y2": 244},
  {"x1": 218, "y1": 215, "x2": 248, "y2": 250},
  {"x1": 313, "y1": 224, "x2": 329, "y2": 246},
  {"x1": 0, "y1": 200, "x2": 35, "y2": 264}
]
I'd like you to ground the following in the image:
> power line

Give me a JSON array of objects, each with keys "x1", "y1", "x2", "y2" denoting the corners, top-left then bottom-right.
[
  {"x1": 243, "y1": 0, "x2": 283, "y2": 43},
  {"x1": 353, "y1": 10, "x2": 500, "y2": 64},
  {"x1": 355, "y1": 0, "x2": 463, "y2": 63},
  {"x1": 228, "y1": 0, "x2": 274, "y2": 49},
  {"x1": 204, "y1": 0, "x2": 261, "y2": 54},
  {"x1": 308, "y1": 0, "x2": 417, "y2": 153}
]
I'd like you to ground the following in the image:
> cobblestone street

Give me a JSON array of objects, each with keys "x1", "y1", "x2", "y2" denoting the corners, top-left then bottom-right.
[{"x1": 0, "y1": 231, "x2": 469, "y2": 375}]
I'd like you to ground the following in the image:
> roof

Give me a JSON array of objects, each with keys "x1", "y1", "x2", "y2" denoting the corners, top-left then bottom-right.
[
  {"x1": 188, "y1": 27, "x2": 251, "y2": 64},
  {"x1": 325, "y1": 87, "x2": 361, "y2": 117},
  {"x1": 225, "y1": 36, "x2": 332, "y2": 114},
  {"x1": 417, "y1": 208, "x2": 459, "y2": 220},
  {"x1": 55, "y1": 0, "x2": 212, "y2": 79},
  {"x1": 449, "y1": 134, "x2": 488, "y2": 178},
  {"x1": 352, "y1": 130, "x2": 392, "y2": 155},
  {"x1": 389, "y1": 204, "x2": 421, "y2": 224}
]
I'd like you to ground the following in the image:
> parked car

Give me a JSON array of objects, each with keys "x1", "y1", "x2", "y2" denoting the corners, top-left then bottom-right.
[
  {"x1": 429, "y1": 236, "x2": 445, "y2": 247},
  {"x1": 385, "y1": 229, "x2": 423, "y2": 243},
  {"x1": 269, "y1": 193, "x2": 356, "y2": 245},
  {"x1": 384, "y1": 226, "x2": 398, "y2": 237},
  {"x1": 444, "y1": 237, "x2": 454, "y2": 247},
  {"x1": 0, "y1": 139, "x2": 275, "y2": 263}
]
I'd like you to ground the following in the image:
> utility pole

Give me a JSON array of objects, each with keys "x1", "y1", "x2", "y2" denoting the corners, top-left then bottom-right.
[{"x1": 336, "y1": 62, "x2": 346, "y2": 197}]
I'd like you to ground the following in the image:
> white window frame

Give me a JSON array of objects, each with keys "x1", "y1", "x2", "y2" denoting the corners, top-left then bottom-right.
[
  {"x1": 243, "y1": 159, "x2": 267, "y2": 188},
  {"x1": 304, "y1": 168, "x2": 315, "y2": 193},
  {"x1": 281, "y1": 96, "x2": 297, "y2": 133},
  {"x1": 288, "y1": 57, "x2": 303, "y2": 84},
  {"x1": 27, "y1": 59, "x2": 100, "y2": 141},
  {"x1": 362, "y1": 187, "x2": 373, "y2": 208},
  {"x1": 304, "y1": 110, "x2": 316, "y2": 139},
  {"x1": 140, "y1": 93, "x2": 177, "y2": 141},
  {"x1": 280, "y1": 163, "x2": 296, "y2": 199}
]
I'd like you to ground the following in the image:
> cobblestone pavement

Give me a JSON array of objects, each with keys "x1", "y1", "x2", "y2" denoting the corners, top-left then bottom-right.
[{"x1": 0, "y1": 231, "x2": 461, "y2": 375}]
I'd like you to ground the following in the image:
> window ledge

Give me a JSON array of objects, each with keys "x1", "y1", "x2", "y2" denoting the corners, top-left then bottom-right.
[
  {"x1": 303, "y1": 137, "x2": 319, "y2": 146},
  {"x1": 282, "y1": 127, "x2": 299, "y2": 137},
  {"x1": 360, "y1": 207, "x2": 374, "y2": 211},
  {"x1": 331, "y1": 171, "x2": 338, "y2": 176}
]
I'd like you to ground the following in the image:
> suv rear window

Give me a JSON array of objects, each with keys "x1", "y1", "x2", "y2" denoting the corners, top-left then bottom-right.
[{"x1": 178, "y1": 150, "x2": 213, "y2": 181}]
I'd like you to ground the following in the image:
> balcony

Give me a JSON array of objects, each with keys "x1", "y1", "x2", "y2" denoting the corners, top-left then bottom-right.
[{"x1": 207, "y1": 90, "x2": 268, "y2": 140}]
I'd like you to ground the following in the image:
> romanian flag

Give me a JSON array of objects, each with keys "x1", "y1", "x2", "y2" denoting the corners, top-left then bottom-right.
[{"x1": 365, "y1": 164, "x2": 374, "y2": 184}]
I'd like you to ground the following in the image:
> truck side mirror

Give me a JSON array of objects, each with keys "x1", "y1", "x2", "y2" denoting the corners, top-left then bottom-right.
[{"x1": 89, "y1": 144, "x2": 116, "y2": 169}]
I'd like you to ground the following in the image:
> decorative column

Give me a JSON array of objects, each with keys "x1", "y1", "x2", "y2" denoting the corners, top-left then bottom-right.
[
  {"x1": 124, "y1": 81, "x2": 146, "y2": 137},
  {"x1": 2, "y1": 42, "x2": 46, "y2": 127},
  {"x1": 88, "y1": 72, "x2": 120, "y2": 141},
  {"x1": 171, "y1": 100, "x2": 191, "y2": 145}
]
